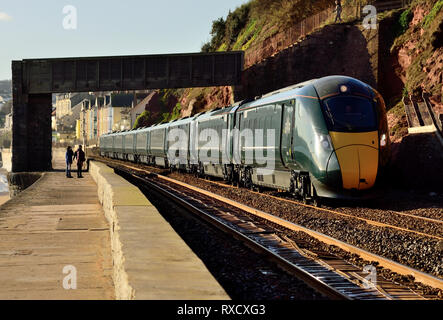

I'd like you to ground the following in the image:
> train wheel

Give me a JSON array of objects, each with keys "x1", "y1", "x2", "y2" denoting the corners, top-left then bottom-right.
[
  {"x1": 197, "y1": 163, "x2": 205, "y2": 178},
  {"x1": 242, "y1": 167, "x2": 253, "y2": 189},
  {"x1": 312, "y1": 195, "x2": 320, "y2": 207},
  {"x1": 299, "y1": 174, "x2": 309, "y2": 202}
]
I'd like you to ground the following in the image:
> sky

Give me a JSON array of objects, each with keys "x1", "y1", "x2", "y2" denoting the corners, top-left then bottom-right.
[{"x1": 0, "y1": 0, "x2": 249, "y2": 80}]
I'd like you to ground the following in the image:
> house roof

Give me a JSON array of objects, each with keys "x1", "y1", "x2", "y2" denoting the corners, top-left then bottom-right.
[{"x1": 130, "y1": 91, "x2": 156, "y2": 115}]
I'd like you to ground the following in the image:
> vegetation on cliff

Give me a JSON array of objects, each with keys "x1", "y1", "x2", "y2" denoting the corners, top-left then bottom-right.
[
  {"x1": 133, "y1": 89, "x2": 182, "y2": 129},
  {"x1": 201, "y1": 0, "x2": 339, "y2": 53},
  {"x1": 385, "y1": 0, "x2": 443, "y2": 141},
  {"x1": 391, "y1": 0, "x2": 443, "y2": 97}
]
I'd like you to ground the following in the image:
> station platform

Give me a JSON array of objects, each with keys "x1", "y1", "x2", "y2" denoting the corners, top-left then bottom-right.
[
  {"x1": 0, "y1": 149, "x2": 229, "y2": 300},
  {"x1": 0, "y1": 151, "x2": 114, "y2": 299}
]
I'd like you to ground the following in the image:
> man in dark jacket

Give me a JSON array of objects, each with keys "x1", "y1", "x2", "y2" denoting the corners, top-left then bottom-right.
[
  {"x1": 334, "y1": 0, "x2": 343, "y2": 23},
  {"x1": 65, "y1": 146, "x2": 74, "y2": 178},
  {"x1": 73, "y1": 145, "x2": 86, "y2": 178}
]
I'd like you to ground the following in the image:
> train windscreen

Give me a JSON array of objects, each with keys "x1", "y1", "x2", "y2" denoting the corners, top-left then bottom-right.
[{"x1": 323, "y1": 96, "x2": 377, "y2": 132}]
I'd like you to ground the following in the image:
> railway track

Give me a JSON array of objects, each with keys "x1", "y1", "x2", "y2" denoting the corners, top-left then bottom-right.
[
  {"x1": 90, "y1": 156, "x2": 442, "y2": 240},
  {"x1": 187, "y1": 176, "x2": 443, "y2": 240},
  {"x1": 92, "y1": 157, "x2": 443, "y2": 300}
]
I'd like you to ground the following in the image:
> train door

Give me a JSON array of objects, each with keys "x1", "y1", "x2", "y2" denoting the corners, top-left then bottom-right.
[
  {"x1": 190, "y1": 120, "x2": 198, "y2": 165},
  {"x1": 239, "y1": 113, "x2": 246, "y2": 165},
  {"x1": 233, "y1": 112, "x2": 243, "y2": 165},
  {"x1": 281, "y1": 100, "x2": 295, "y2": 168}
]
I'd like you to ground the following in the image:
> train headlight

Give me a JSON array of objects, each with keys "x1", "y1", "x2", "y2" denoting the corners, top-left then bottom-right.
[
  {"x1": 380, "y1": 134, "x2": 387, "y2": 147},
  {"x1": 319, "y1": 134, "x2": 333, "y2": 151}
]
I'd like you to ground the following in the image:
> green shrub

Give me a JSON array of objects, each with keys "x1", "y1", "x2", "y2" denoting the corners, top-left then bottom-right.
[
  {"x1": 201, "y1": 41, "x2": 212, "y2": 53},
  {"x1": 133, "y1": 111, "x2": 152, "y2": 129},
  {"x1": 169, "y1": 103, "x2": 182, "y2": 122},
  {"x1": 402, "y1": 87, "x2": 409, "y2": 98},
  {"x1": 232, "y1": 19, "x2": 258, "y2": 50},
  {"x1": 423, "y1": 0, "x2": 443, "y2": 28},
  {"x1": 225, "y1": 4, "x2": 251, "y2": 47},
  {"x1": 398, "y1": 9, "x2": 413, "y2": 35}
]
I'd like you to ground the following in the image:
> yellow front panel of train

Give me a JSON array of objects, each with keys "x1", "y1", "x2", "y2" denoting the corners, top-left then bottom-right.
[{"x1": 330, "y1": 131, "x2": 379, "y2": 190}]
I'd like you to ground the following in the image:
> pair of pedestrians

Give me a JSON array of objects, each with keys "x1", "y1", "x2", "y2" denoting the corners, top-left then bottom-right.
[{"x1": 66, "y1": 145, "x2": 86, "y2": 178}]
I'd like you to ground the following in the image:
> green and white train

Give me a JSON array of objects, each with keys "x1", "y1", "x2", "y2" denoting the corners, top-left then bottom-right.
[{"x1": 100, "y1": 76, "x2": 391, "y2": 202}]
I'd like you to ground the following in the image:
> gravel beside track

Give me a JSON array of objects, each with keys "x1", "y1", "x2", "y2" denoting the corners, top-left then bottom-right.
[{"x1": 170, "y1": 172, "x2": 442, "y2": 278}]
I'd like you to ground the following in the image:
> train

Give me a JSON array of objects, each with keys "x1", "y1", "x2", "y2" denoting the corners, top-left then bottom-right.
[{"x1": 99, "y1": 76, "x2": 391, "y2": 204}]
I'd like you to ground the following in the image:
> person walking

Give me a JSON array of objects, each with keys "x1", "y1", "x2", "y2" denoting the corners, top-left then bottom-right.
[
  {"x1": 65, "y1": 146, "x2": 74, "y2": 178},
  {"x1": 334, "y1": 0, "x2": 343, "y2": 23},
  {"x1": 73, "y1": 145, "x2": 86, "y2": 178}
]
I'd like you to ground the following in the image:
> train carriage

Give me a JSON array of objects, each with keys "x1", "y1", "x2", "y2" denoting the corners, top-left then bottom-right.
[
  {"x1": 194, "y1": 107, "x2": 232, "y2": 178},
  {"x1": 167, "y1": 116, "x2": 195, "y2": 172},
  {"x1": 99, "y1": 134, "x2": 113, "y2": 157},
  {"x1": 234, "y1": 97, "x2": 289, "y2": 190},
  {"x1": 113, "y1": 131, "x2": 125, "y2": 160},
  {"x1": 122, "y1": 130, "x2": 136, "y2": 161},
  {"x1": 148, "y1": 123, "x2": 170, "y2": 167},
  {"x1": 134, "y1": 127, "x2": 151, "y2": 164}
]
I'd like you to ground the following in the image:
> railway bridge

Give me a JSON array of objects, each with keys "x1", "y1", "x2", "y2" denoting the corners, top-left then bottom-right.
[{"x1": 11, "y1": 51, "x2": 243, "y2": 172}]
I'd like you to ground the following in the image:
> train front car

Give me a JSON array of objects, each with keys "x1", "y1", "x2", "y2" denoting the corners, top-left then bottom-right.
[{"x1": 297, "y1": 76, "x2": 391, "y2": 200}]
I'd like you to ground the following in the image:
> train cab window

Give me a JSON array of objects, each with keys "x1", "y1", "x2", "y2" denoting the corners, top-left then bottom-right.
[{"x1": 323, "y1": 96, "x2": 377, "y2": 132}]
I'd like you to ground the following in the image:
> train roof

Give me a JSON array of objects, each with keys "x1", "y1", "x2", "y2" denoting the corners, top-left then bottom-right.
[
  {"x1": 239, "y1": 76, "x2": 373, "y2": 111},
  {"x1": 99, "y1": 76, "x2": 373, "y2": 138}
]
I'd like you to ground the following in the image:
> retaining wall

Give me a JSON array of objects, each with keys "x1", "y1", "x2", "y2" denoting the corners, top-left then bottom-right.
[{"x1": 89, "y1": 161, "x2": 229, "y2": 300}]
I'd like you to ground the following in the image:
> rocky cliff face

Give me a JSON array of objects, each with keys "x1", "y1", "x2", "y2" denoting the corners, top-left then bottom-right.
[
  {"x1": 152, "y1": 1, "x2": 442, "y2": 128},
  {"x1": 392, "y1": 2, "x2": 443, "y2": 116},
  {"x1": 240, "y1": 24, "x2": 378, "y2": 100},
  {"x1": 179, "y1": 86, "x2": 234, "y2": 117}
]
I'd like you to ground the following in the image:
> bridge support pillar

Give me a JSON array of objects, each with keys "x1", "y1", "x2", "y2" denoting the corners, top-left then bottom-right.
[{"x1": 12, "y1": 62, "x2": 52, "y2": 172}]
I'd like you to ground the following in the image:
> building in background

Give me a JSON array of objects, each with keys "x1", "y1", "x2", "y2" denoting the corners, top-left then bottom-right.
[
  {"x1": 53, "y1": 90, "x2": 149, "y2": 147},
  {"x1": 55, "y1": 98, "x2": 87, "y2": 145},
  {"x1": 4, "y1": 113, "x2": 12, "y2": 131},
  {"x1": 103, "y1": 93, "x2": 135, "y2": 133},
  {"x1": 51, "y1": 109, "x2": 57, "y2": 131},
  {"x1": 79, "y1": 92, "x2": 142, "y2": 146},
  {"x1": 55, "y1": 93, "x2": 92, "y2": 120},
  {"x1": 130, "y1": 91, "x2": 155, "y2": 128}
]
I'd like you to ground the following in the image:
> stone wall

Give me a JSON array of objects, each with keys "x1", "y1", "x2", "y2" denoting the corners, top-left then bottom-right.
[
  {"x1": 89, "y1": 162, "x2": 139, "y2": 300},
  {"x1": 239, "y1": 24, "x2": 380, "y2": 100},
  {"x1": 7, "y1": 172, "x2": 43, "y2": 198}
]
